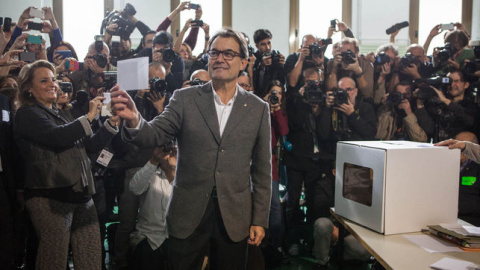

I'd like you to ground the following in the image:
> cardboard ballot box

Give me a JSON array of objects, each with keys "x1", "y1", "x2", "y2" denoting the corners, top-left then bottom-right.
[{"x1": 335, "y1": 141, "x2": 460, "y2": 235}]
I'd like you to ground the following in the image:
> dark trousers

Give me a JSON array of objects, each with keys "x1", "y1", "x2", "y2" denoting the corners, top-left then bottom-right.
[
  {"x1": 168, "y1": 195, "x2": 248, "y2": 270},
  {"x1": 131, "y1": 238, "x2": 168, "y2": 270}
]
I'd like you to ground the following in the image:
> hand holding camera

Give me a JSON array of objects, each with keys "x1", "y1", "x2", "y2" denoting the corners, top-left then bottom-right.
[{"x1": 334, "y1": 97, "x2": 354, "y2": 116}]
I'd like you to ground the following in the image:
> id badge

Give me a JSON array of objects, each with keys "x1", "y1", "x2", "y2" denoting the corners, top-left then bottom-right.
[{"x1": 96, "y1": 149, "x2": 113, "y2": 167}]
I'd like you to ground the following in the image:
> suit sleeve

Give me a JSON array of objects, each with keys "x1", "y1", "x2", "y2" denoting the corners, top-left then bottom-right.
[
  {"x1": 122, "y1": 89, "x2": 183, "y2": 148},
  {"x1": 250, "y1": 102, "x2": 272, "y2": 228}
]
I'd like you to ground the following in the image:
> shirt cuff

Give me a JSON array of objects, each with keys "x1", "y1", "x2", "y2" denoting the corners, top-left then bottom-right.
[
  {"x1": 104, "y1": 119, "x2": 119, "y2": 134},
  {"x1": 78, "y1": 116, "x2": 93, "y2": 136}
]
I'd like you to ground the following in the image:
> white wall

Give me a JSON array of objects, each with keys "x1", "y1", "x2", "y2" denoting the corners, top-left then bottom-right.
[
  {"x1": 352, "y1": 0, "x2": 410, "y2": 49},
  {"x1": 232, "y1": 0, "x2": 290, "y2": 56},
  {"x1": 472, "y1": 0, "x2": 480, "y2": 40}
]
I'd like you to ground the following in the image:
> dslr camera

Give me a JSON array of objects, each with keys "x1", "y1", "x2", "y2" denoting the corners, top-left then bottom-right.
[
  {"x1": 334, "y1": 88, "x2": 349, "y2": 105},
  {"x1": 160, "y1": 48, "x2": 176, "y2": 62},
  {"x1": 59, "y1": 82, "x2": 73, "y2": 93},
  {"x1": 190, "y1": 78, "x2": 208, "y2": 86},
  {"x1": 399, "y1": 53, "x2": 417, "y2": 70},
  {"x1": 264, "y1": 50, "x2": 281, "y2": 65},
  {"x1": 375, "y1": 51, "x2": 391, "y2": 66},
  {"x1": 89, "y1": 35, "x2": 108, "y2": 68},
  {"x1": 341, "y1": 49, "x2": 356, "y2": 65},
  {"x1": 148, "y1": 77, "x2": 167, "y2": 97},
  {"x1": 304, "y1": 80, "x2": 324, "y2": 104},
  {"x1": 437, "y1": 42, "x2": 457, "y2": 65},
  {"x1": 386, "y1": 91, "x2": 406, "y2": 107},
  {"x1": 268, "y1": 90, "x2": 279, "y2": 105},
  {"x1": 308, "y1": 43, "x2": 324, "y2": 59}
]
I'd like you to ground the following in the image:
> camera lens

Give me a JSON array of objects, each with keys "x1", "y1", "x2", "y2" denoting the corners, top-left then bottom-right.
[{"x1": 161, "y1": 48, "x2": 176, "y2": 62}]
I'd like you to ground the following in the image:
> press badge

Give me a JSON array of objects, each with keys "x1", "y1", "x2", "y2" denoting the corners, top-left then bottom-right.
[
  {"x1": 461, "y1": 176, "x2": 476, "y2": 186},
  {"x1": 96, "y1": 149, "x2": 113, "y2": 167},
  {"x1": 2, "y1": 110, "x2": 10, "y2": 122}
]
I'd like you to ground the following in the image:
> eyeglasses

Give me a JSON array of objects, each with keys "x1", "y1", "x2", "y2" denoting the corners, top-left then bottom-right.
[
  {"x1": 339, "y1": 87, "x2": 354, "y2": 92},
  {"x1": 207, "y1": 49, "x2": 241, "y2": 60},
  {"x1": 239, "y1": 83, "x2": 251, "y2": 88}
]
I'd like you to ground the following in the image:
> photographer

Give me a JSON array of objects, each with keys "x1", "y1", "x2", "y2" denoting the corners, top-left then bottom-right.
[
  {"x1": 152, "y1": 31, "x2": 184, "y2": 93},
  {"x1": 318, "y1": 77, "x2": 376, "y2": 158},
  {"x1": 375, "y1": 81, "x2": 428, "y2": 141},
  {"x1": 261, "y1": 80, "x2": 289, "y2": 261},
  {"x1": 134, "y1": 62, "x2": 167, "y2": 121},
  {"x1": 283, "y1": 68, "x2": 325, "y2": 255},
  {"x1": 415, "y1": 70, "x2": 478, "y2": 142},
  {"x1": 129, "y1": 144, "x2": 176, "y2": 270},
  {"x1": 285, "y1": 34, "x2": 325, "y2": 95},
  {"x1": 371, "y1": 43, "x2": 399, "y2": 104},
  {"x1": 434, "y1": 30, "x2": 474, "y2": 75},
  {"x1": 252, "y1": 29, "x2": 286, "y2": 98},
  {"x1": 326, "y1": 38, "x2": 374, "y2": 101}
]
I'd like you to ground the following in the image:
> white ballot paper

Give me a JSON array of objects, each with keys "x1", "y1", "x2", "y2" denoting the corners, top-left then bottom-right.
[
  {"x1": 430, "y1": 257, "x2": 479, "y2": 270},
  {"x1": 117, "y1": 57, "x2": 149, "y2": 91}
]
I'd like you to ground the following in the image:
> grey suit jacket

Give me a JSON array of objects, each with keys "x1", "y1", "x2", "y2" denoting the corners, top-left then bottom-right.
[{"x1": 124, "y1": 82, "x2": 272, "y2": 242}]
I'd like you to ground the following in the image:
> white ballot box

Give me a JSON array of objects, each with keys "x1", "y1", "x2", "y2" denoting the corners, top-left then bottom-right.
[{"x1": 335, "y1": 141, "x2": 460, "y2": 235}]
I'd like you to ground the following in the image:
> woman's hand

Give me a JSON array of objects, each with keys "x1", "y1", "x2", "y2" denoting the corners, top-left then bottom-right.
[{"x1": 88, "y1": 96, "x2": 106, "y2": 121}]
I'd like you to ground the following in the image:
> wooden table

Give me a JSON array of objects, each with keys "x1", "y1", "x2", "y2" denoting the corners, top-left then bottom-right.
[{"x1": 330, "y1": 209, "x2": 480, "y2": 270}]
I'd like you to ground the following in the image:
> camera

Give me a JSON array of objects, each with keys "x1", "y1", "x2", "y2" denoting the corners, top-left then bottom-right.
[
  {"x1": 304, "y1": 80, "x2": 324, "y2": 104},
  {"x1": 400, "y1": 53, "x2": 417, "y2": 69},
  {"x1": 102, "y1": 3, "x2": 137, "y2": 40},
  {"x1": 264, "y1": 50, "x2": 280, "y2": 65},
  {"x1": 91, "y1": 35, "x2": 108, "y2": 68},
  {"x1": 341, "y1": 49, "x2": 356, "y2": 65},
  {"x1": 247, "y1": 45, "x2": 254, "y2": 57},
  {"x1": 385, "y1": 21, "x2": 409, "y2": 35},
  {"x1": 110, "y1": 35, "x2": 121, "y2": 66},
  {"x1": 334, "y1": 88, "x2": 349, "y2": 105},
  {"x1": 437, "y1": 42, "x2": 457, "y2": 65},
  {"x1": 160, "y1": 48, "x2": 176, "y2": 62},
  {"x1": 148, "y1": 77, "x2": 167, "y2": 97},
  {"x1": 268, "y1": 90, "x2": 279, "y2": 105},
  {"x1": 386, "y1": 91, "x2": 405, "y2": 107},
  {"x1": 308, "y1": 43, "x2": 324, "y2": 58},
  {"x1": 375, "y1": 51, "x2": 391, "y2": 66},
  {"x1": 59, "y1": 82, "x2": 73, "y2": 93},
  {"x1": 191, "y1": 20, "x2": 203, "y2": 27},
  {"x1": 463, "y1": 41, "x2": 480, "y2": 76},
  {"x1": 190, "y1": 78, "x2": 208, "y2": 86},
  {"x1": 101, "y1": 71, "x2": 117, "y2": 90}
]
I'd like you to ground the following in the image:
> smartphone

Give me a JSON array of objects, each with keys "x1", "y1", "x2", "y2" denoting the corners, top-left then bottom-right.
[
  {"x1": 29, "y1": 7, "x2": 44, "y2": 19},
  {"x1": 189, "y1": 3, "x2": 200, "y2": 10},
  {"x1": 19, "y1": 52, "x2": 36, "y2": 63},
  {"x1": 441, "y1": 23, "x2": 454, "y2": 31},
  {"x1": 101, "y1": 92, "x2": 113, "y2": 117},
  {"x1": 28, "y1": 35, "x2": 42, "y2": 44},
  {"x1": 3, "y1": 17, "x2": 12, "y2": 32},
  {"x1": 65, "y1": 60, "x2": 82, "y2": 71},
  {"x1": 191, "y1": 20, "x2": 203, "y2": 27},
  {"x1": 103, "y1": 92, "x2": 111, "y2": 105},
  {"x1": 56, "y1": 50, "x2": 73, "y2": 60},
  {"x1": 28, "y1": 22, "x2": 43, "y2": 31},
  {"x1": 331, "y1": 19, "x2": 336, "y2": 28}
]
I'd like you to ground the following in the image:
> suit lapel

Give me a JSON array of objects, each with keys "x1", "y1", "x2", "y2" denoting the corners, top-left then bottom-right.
[
  {"x1": 221, "y1": 86, "x2": 250, "y2": 141},
  {"x1": 194, "y1": 83, "x2": 221, "y2": 144}
]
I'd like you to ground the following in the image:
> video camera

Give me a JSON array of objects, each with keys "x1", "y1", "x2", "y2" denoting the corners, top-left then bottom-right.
[
  {"x1": 415, "y1": 76, "x2": 451, "y2": 100},
  {"x1": 304, "y1": 80, "x2": 324, "y2": 104},
  {"x1": 102, "y1": 3, "x2": 137, "y2": 40}
]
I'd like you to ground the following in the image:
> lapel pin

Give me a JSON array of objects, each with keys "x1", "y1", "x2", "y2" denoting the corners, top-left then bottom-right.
[{"x1": 244, "y1": 103, "x2": 247, "y2": 107}]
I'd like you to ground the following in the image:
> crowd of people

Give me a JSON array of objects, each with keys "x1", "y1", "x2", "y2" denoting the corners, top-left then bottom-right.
[{"x1": 1, "y1": 2, "x2": 480, "y2": 270}]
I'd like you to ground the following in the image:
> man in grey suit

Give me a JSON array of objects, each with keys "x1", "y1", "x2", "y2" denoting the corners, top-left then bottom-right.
[{"x1": 111, "y1": 28, "x2": 272, "y2": 269}]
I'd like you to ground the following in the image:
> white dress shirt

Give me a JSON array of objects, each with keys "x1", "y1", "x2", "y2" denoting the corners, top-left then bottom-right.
[
  {"x1": 129, "y1": 161, "x2": 172, "y2": 250},
  {"x1": 212, "y1": 85, "x2": 238, "y2": 137}
]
